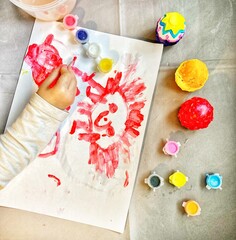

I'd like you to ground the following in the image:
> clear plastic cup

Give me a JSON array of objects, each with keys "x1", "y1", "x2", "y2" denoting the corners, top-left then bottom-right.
[{"x1": 10, "y1": 0, "x2": 77, "y2": 21}]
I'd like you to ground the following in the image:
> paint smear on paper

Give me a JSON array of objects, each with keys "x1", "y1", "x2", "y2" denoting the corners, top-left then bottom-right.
[
  {"x1": 39, "y1": 131, "x2": 60, "y2": 158},
  {"x1": 48, "y1": 174, "x2": 61, "y2": 186},
  {"x1": 124, "y1": 170, "x2": 129, "y2": 187},
  {"x1": 21, "y1": 69, "x2": 29, "y2": 75}
]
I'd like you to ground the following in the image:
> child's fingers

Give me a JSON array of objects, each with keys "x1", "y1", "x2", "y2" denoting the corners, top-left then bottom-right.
[
  {"x1": 69, "y1": 73, "x2": 77, "y2": 90},
  {"x1": 61, "y1": 66, "x2": 76, "y2": 85},
  {"x1": 57, "y1": 72, "x2": 73, "y2": 88},
  {"x1": 68, "y1": 77, "x2": 77, "y2": 93},
  {"x1": 58, "y1": 67, "x2": 76, "y2": 85},
  {"x1": 60, "y1": 65, "x2": 69, "y2": 75},
  {"x1": 40, "y1": 67, "x2": 61, "y2": 89},
  {"x1": 64, "y1": 73, "x2": 77, "y2": 90},
  {"x1": 67, "y1": 66, "x2": 74, "y2": 73}
]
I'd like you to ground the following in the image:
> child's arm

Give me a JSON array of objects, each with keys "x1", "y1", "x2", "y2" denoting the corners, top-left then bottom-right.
[{"x1": 0, "y1": 65, "x2": 77, "y2": 188}]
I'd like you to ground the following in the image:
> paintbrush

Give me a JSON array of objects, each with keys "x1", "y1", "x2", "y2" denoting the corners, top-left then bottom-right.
[
  {"x1": 67, "y1": 56, "x2": 77, "y2": 67},
  {"x1": 49, "y1": 57, "x2": 77, "y2": 88}
]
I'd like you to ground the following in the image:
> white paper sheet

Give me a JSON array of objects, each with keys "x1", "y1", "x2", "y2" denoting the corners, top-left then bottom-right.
[{"x1": 0, "y1": 20, "x2": 163, "y2": 233}]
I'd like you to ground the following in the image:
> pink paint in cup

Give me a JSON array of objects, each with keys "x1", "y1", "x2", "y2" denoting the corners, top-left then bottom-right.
[
  {"x1": 163, "y1": 140, "x2": 181, "y2": 157},
  {"x1": 63, "y1": 14, "x2": 78, "y2": 30}
]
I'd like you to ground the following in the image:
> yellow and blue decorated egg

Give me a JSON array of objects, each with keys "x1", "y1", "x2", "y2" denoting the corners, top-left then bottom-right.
[{"x1": 156, "y1": 12, "x2": 186, "y2": 46}]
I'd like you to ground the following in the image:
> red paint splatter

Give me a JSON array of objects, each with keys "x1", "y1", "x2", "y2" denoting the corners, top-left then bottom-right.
[
  {"x1": 70, "y1": 120, "x2": 77, "y2": 134},
  {"x1": 66, "y1": 106, "x2": 71, "y2": 111},
  {"x1": 48, "y1": 174, "x2": 61, "y2": 186},
  {"x1": 124, "y1": 170, "x2": 129, "y2": 187},
  {"x1": 25, "y1": 34, "x2": 63, "y2": 86},
  {"x1": 39, "y1": 131, "x2": 60, "y2": 158}
]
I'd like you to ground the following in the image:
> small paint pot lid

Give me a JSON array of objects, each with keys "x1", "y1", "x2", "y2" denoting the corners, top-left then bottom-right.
[
  {"x1": 86, "y1": 42, "x2": 101, "y2": 59},
  {"x1": 163, "y1": 140, "x2": 181, "y2": 157},
  {"x1": 206, "y1": 173, "x2": 222, "y2": 190},
  {"x1": 169, "y1": 171, "x2": 188, "y2": 188},
  {"x1": 63, "y1": 14, "x2": 78, "y2": 30},
  {"x1": 144, "y1": 171, "x2": 164, "y2": 191},
  {"x1": 182, "y1": 200, "x2": 201, "y2": 216},
  {"x1": 75, "y1": 29, "x2": 89, "y2": 44}
]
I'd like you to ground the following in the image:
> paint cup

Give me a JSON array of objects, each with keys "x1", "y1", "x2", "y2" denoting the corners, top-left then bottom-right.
[
  {"x1": 86, "y1": 43, "x2": 101, "y2": 59},
  {"x1": 169, "y1": 170, "x2": 188, "y2": 188},
  {"x1": 206, "y1": 173, "x2": 222, "y2": 190},
  {"x1": 97, "y1": 58, "x2": 113, "y2": 73},
  {"x1": 63, "y1": 14, "x2": 78, "y2": 30},
  {"x1": 144, "y1": 171, "x2": 164, "y2": 191},
  {"x1": 75, "y1": 29, "x2": 89, "y2": 44},
  {"x1": 163, "y1": 140, "x2": 181, "y2": 157},
  {"x1": 9, "y1": 0, "x2": 77, "y2": 21},
  {"x1": 182, "y1": 200, "x2": 201, "y2": 217}
]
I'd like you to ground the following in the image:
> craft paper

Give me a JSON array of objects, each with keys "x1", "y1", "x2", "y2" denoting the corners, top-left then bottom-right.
[{"x1": 0, "y1": 20, "x2": 163, "y2": 233}]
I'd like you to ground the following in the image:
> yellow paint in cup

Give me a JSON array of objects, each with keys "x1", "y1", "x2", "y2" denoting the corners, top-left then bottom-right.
[
  {"x1": 182, "y1": 200, "x2": 201, "y2": 217},
  {"x1": 175, "y1": 59, "x2": 209, "y2": 92},
  {"x1": 98, "y1": 58, "x2": 113, "y2": 73},
  {"x1": 169, "y1": 171, "x2": 188, "y2": 188}
]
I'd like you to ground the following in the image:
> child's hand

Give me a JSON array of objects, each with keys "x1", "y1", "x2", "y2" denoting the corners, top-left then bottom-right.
[{"x1": 37, "y1": 65, "x2": 77, "y2": 110}]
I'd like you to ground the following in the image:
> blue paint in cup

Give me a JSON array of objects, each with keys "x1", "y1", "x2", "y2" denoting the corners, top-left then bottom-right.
[
  {"x1": 75, "y1": 29, "x2": 89, "y2": 44},
  {"x1": 206, "y1": 173, "x2": 222, "y2": 190}
]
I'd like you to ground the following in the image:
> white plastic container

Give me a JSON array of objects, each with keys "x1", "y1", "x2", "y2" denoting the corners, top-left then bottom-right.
[{"x1": 10, "y1": 0, "x2": 77, "y2": 21}]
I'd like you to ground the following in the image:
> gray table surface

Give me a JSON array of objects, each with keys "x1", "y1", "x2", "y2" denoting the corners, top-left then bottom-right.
[{"x1": 0, "y1": 1, "x2": 236, "y2": 239}]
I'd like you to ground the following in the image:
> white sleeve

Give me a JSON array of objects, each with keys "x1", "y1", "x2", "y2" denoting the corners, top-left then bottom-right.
[{"x1": 0, "y1": 93, "x2": 69, "y2": 187}]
